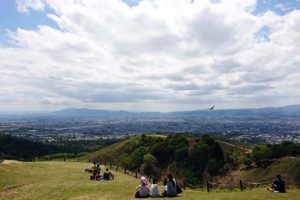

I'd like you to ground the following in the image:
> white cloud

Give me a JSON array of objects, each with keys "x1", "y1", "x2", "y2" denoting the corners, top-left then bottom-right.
[
  {"x1": 16, "y1": 0, "x2": 45, "y2": 12},
  {"x1": 0, "y1": 0, "x2": 300, "y2": 112}
]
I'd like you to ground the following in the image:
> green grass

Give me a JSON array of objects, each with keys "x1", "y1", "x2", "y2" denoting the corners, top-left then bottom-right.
[
  {"x1": 80, "y1": 138, "x2": 133, "y2": 163},
  {"x1": 1, "y1": 161, "x2": 300, "y2": 200},
  {"x1": 241, "y1": 157, "x2": 300, "y2": 184}
]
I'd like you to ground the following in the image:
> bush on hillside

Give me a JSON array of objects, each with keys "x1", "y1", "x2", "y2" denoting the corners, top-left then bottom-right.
[
  {"x1": 251, "y1": 141, "x2": 300, "y2": 167},
  {"x1": 0, "y1": 153, "x2": 4, "y2": 163},
  {"x1": 240, "y1": 155, "x2": 252, "y2": 169}
]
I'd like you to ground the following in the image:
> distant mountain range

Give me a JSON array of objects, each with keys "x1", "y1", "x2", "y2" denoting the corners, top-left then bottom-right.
[{"x1": 49, "y1": 105, "x2": 300, "y2": 118}]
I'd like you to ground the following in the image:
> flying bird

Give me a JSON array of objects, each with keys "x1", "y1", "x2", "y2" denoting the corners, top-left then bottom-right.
[{"x1": 209, "y1": 106, "x2": 215, "y2": 110}]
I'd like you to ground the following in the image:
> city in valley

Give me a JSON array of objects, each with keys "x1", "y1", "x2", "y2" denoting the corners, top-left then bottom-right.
[{"x1": 1, "y1": 106, "x2": 299, "y2": 145}]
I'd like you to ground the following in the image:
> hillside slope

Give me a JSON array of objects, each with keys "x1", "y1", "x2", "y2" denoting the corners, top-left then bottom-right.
[
  {"x1": 80, "y1": 136, "x2": 136, "y2": 163},
  {"x1": 80, "y1": 135, "x2": 300, "y2": 186},
  {"x1": 242, "y1": 157, "x2": 300, "y2": 184},
  {"x1": 81, "y1": 135, "x2": 247, "y2": 163},
  {"x1": 1, "y1": 161, "x2": 300, "y2": 200}
]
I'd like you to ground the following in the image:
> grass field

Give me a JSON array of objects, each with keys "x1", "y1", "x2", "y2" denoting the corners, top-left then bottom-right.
[{"x1": 0, "y1": 161, "x2": 300, "y2": 200}]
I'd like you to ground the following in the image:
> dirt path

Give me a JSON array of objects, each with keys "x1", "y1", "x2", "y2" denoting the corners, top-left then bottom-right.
[
  {"x1": 217, "y1": 140, "x2": 253, "y2": 154},
  {"x1": 1, "y1": 160, "x2": 22, "y2": 164}
]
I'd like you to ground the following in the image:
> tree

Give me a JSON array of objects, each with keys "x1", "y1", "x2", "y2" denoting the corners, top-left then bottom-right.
[
  {"x1": 210, "y1": 143, "x2": 224, "y2": 163},
  {"x1": 143, "y1": 154, "x2": 157, "y2": 177},
  {"x1": 174, "y1": 147, "x2": 188, "y2": 163},
  {"x1": 141, "y1": 134, "x2": 147, "y2": 144},
  {"x1": 188, "y1": 143, "x2": 209, "y2": 172},
  {"x1": 207, "y1": 159, "x2": 219, "y2": 176},
  {"x1": 129, "y1": 146, "x2": 148, "y2": 170},
  {"x1": 240, "y1": 155, "x2": 252, "y2": 169},
  {"x1": 252, "y1": 146, "x2": 273, "y2": 167},
  {"x1": 120, "y1": 154, "x2": 131, "y2": 169},
  {"x1": 143, "y1": 154, "x2": 157, "y2": 165},
  {"x1": 201, "y1": 134, "x2": 215, "y2": 146},
  {"x1": 0, "y1": 153, "x2": 4, "y2": 163},
  {"x1": 150, "y1": 142, "x2": 172, "y2": 165}
]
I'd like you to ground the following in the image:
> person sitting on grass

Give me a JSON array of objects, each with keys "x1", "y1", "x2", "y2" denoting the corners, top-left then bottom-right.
[
  {"x1": 135, "y1": 176, "x2": 150, "y2": 198},
  {"x1": 103, "y1": 168, "x2": 114, "y2": 180},
  {"x1": 94, "y1": 163, "x2": 101, "y2": 175},
  {"x1": 162, "y1": 174, "x2": 177, "y2": 197},
  {"x1": 268, "y1": 175, "x2": 286, "y2": 193},
  {"x1": 150, "y1": 177, "x2": 160, "y2": 198},
  {"x1": 85, "y1": 161, "x2": 96, "y2": 173},
  {"x1": 95, "y1": 172, "x2": 102, "y2": 181}
]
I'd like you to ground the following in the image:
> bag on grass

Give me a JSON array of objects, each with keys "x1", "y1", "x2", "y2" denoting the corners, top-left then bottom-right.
[{"x1": 176, "y1": 184, "x2": 182, "y2": 194}]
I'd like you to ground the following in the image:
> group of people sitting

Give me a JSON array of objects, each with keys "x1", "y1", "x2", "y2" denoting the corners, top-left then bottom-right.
[
  {"x1": 85, "y1": 162, "x2": 286, "y2": 195},
  {"x1": 135, "y1": 174, "x2": 182, "y2": 198},
  {"x1": 85, "y1": 161, "x2": 114, "y2": 181}
]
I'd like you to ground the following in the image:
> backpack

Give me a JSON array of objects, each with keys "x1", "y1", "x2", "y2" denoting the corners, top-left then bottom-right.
[{"x1": 176, "y1": 184, "x2": 183, "y2": 194}]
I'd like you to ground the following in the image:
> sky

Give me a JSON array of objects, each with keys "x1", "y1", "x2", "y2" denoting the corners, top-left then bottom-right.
[{"x1": 0, "y1": 0, "x2": 300, "y2": 112}]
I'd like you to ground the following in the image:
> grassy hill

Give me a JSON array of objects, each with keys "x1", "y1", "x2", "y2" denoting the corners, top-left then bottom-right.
[
  {"x1": 80, "y1": 136, "x2": 136, "y2": 163},
  {"x1": 1, "y1": 161, "x2": 300, "y2": 200},
  {"x1": 79, "y1": 134, "x2": 300, "y2": 186},
  {"x1": 80, "y1": 134, "x2": 247, "y2": 163},
  {"x1": 241, "y1": 157, "x2": 300, "y2": 184}
]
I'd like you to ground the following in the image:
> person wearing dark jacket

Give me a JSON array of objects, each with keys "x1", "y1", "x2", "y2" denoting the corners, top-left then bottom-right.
[
  {"x1": 103, "y1": 168, "x2": 114, "y2": 180},
  {"x1": 268, "y1": 175, "x2": 286, "y2": 193},
  {"x1": 162, "y1": 174, "x2": 177, "y2": 197}
]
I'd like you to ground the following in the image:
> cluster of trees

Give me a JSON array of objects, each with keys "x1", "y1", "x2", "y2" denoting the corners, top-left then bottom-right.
[
  {"x1": 54, "y1": 138, "x2": 121, "y2": 155},
  {"x1": 250, "y1": 141, "x2": 300, "y2": 167},
  {"x1": 119, "y1": 134, "x2": 225, "y2": 183},
  {"x1": 227, "y1": 141, "x2": 300, "y2": 169},
  {"x1": 0, "y1": 134, "x2": 120, "y2": 161},
  {"x1": 117, "y1": 134, "x2": 300, "y2": 182},
  {"x1": 0, "y1": 134, "x2": 61, "y2": 161}
]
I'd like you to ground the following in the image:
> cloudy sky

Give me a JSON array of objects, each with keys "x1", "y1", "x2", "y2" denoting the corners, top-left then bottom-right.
[{"x1": 0, "y1": 0, "x2": 300, "y2": 112}]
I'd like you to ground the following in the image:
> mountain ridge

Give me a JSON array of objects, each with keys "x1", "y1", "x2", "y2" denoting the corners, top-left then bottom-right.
[{"x1": 50, "y1": 104, "x2": 300, "y2": 117}]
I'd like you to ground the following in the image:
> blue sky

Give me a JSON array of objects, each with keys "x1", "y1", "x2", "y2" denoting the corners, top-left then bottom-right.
[
  {"x1": 1, "y1": 0, "x2": 299, "y2": 45},
  {"x1": 0, "y1": 0, "x2": 300, "y2": 112},
  {"x1": 254, "y1": 0, "x2": 300, "y2": 15},
  {"x1": 0, "y1": 0, "x2": 58, "y2": 45},
  {"x1": 0, "y1": 0, "x2": 299, "y2": 45}
]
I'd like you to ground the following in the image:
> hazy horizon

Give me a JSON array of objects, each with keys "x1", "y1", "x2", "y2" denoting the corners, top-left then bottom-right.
[
  {"x1": 1, "y1": 0, "x2": 300, "y2": 112},
  {"x1": 0, "y1": 104, "x2": 299, "y2": 115}
]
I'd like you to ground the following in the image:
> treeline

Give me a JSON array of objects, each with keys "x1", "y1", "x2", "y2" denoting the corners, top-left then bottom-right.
[
  {"x1": 116, "y1": 134, "x2": 226, "y2": 184},
  {"x1": 252, "y1": 141, "x2": 300, "y2": 159},
  {"x1": 0, "y1": 134, "x2": 61, "y2": 161},
  {"x1": 0, "y1": 134, "x2": 121, "y2": 161},
  {"x1": 53, "y1": 138, "x2": 121, "y2": 154},
  {"x1": 246, "y1": 141, "x2": 300, "y2": 168}
]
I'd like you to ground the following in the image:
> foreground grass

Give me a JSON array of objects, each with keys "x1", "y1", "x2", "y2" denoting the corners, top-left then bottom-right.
[{"x1": 0, "y1": 161, "x2": 299, "y2": 200}]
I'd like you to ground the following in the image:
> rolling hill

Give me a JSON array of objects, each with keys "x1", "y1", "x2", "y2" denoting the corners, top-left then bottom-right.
[
  {"x1": 79, "y1": 134, "x2": 300, "y2": 186},
  {"x1": 80, "y1": 134, "x2": 250, "y2": 164}
]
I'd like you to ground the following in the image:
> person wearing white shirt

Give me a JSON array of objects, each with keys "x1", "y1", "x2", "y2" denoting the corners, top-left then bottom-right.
[{"x1": 150, "y1": 177, "x2": 160, "y2": 198}]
